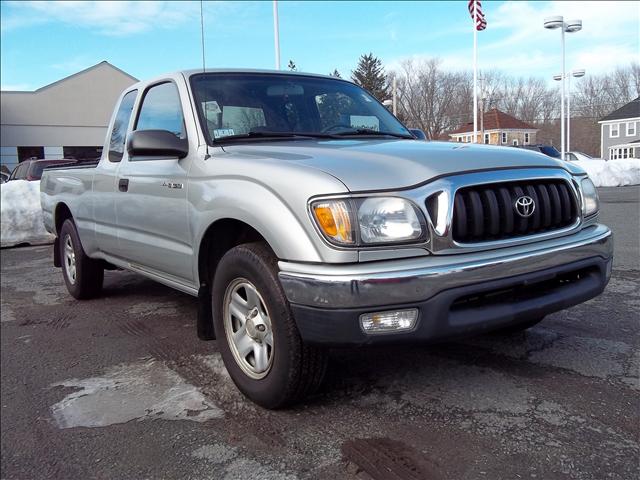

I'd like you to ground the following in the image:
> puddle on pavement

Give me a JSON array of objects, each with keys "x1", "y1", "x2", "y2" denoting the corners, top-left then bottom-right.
[{"x1": 50, "y1": 360, "x2": 223, "y2": 428}]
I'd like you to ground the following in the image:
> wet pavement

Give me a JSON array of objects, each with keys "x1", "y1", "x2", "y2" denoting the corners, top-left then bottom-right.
[{"x1": 1, "y1": 187, "x2": 638, "y2": 479}]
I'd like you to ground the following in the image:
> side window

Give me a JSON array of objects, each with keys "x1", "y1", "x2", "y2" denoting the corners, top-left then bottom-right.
[
  {"x1": 135, "y1": 82, "x2": 186, "y2": 139},
  {"x1": 108, "y1": 90, "x2": 137, "y2": 162}
]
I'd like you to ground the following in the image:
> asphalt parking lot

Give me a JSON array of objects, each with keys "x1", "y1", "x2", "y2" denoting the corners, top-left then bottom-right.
[{"x1": 1, "y1": 187, "x2": 638, "y2": 480}]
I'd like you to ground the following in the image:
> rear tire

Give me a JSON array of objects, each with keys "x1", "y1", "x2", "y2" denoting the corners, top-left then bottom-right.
[
  {"x1": 59, "y1": 219, "x2": 104, "y2": 299},
  {"x1": 212, "y1": 242, "x2": 327, "y2": 409}
]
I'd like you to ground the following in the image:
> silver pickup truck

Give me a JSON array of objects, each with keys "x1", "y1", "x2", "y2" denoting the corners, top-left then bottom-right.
[{"x1": 41, "y1": 70, "x2": 613, "y2": 408}]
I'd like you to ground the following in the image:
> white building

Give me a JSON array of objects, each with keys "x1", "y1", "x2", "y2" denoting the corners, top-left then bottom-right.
[
  {"x1": 598, "y1": 97, "x2": 639, "y2": 160},
  {"x1": 1, "y1": 61, "x2": 137, "y2": 172}
]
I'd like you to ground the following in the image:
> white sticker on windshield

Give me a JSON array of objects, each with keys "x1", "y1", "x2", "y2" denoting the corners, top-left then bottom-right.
[
  {"x1": 213, "y1": 128, "x2": 235, "y2": 139},
  {"x1": 350, "y1": 115, "x2": 380, "y2": 131}
]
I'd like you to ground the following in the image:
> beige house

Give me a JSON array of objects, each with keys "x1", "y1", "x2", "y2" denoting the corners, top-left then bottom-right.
[
  {"x1": 1, "y1": 61, "x2": 137, "y2": 172},
  {"x1": 449, "y1": 109, "x2": 538, "y2": 146}
]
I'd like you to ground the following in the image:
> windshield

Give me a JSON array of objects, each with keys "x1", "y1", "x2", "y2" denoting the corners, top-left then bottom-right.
[
  {"x1": 539, "y1": 145, "x2": 561, "y2": 159},
  {"x1": 190, "y1": 73, "x2": 412, "y2": 144}
]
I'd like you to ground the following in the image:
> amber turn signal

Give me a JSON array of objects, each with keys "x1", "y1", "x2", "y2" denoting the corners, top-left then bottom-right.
[{"x1": 312, "y1": 200, "x2": 354, "y2": 244}]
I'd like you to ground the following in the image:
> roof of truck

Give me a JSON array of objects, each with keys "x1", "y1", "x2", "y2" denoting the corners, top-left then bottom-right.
[{"x1": 180, "y1": 68, "x2": 341, "y2": 80}]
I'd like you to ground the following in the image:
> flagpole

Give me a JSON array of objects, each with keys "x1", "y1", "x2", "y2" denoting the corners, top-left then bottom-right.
[
  {"x1": 273, "y1": 0, "x2": 281, "y2": 70},
  {"x1": 473, "y1": 3, "x2": 478, "y2": 143}
]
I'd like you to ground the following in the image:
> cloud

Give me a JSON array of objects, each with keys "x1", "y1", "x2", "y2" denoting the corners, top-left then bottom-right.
[
  {"x1": 1, "y1": 1, "x2": 202, "y2": 36},
  {"x1": 387, "y1": 0, "x2": 639, "y2": 79}
]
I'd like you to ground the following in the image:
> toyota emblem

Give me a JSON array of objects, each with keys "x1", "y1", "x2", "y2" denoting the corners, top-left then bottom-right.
[{"x1": 514, "y1": 195, "x2": 535, "y2": 218}]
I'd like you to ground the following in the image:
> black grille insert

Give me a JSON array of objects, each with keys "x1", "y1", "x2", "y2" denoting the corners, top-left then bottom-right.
[{"x1": 450, "y1": 179, "x2": 578, "y2": 242}]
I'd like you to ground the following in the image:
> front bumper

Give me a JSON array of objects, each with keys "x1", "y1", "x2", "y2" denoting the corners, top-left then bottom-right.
[{"x1": 278, "y1": 224, "x2": 613, "y2": 345}]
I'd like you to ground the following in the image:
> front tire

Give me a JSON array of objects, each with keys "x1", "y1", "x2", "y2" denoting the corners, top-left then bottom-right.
[
  {"x1": 59, "y1": 219, "x2": 104, "y2": 299},
  {"x1": 212, "y1": 242, "x2": 327, "y2": 409}
]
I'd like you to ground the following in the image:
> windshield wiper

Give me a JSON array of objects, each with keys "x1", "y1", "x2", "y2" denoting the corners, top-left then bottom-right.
[
  {"x1": 215, "y1": 131, "x2": 302, "y2": 141},
  {"x1": 215, "y1": 130, "x2": 343, "y2": 142},
  {"x1": 331, "y1": 128, "x2": 414, "y2": 139}
]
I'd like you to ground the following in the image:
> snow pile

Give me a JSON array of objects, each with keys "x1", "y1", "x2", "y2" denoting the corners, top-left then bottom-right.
[
  {"x1": 573, "y1": 158, "x2": 640, "y2": 187},
  {"x1": 1, "y1": 180, "x2": 54, "y2": 247}
]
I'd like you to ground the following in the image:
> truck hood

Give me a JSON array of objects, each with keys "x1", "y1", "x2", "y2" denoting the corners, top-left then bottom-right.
[{"x1": 222, "y1": 139, "x2": 575, "y2": 192}]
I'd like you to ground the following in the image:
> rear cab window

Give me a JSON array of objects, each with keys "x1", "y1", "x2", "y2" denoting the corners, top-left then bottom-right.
[{"x1": 108, "y1": 90, "x2": 138, "y2": 162}]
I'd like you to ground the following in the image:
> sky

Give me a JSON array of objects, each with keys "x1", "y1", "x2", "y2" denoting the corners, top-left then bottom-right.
[{"x1": 1, "y1": 0, "x2": 638, "y2": 91}]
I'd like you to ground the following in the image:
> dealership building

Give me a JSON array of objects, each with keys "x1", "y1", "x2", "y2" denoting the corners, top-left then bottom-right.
[{"x1": 0, "y1": 61, "x2": 137, "y2": 172}]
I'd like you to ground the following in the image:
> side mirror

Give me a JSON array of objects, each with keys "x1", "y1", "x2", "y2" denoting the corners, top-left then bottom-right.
[
  {"x1": 409, "y1": 128, "x2": 427, "y2": 140},
  {"x1": 127, "y1": 130, "x2": 188, "y2": 159}
]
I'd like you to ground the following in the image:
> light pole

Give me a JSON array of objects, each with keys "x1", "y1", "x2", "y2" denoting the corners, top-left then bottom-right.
[
  {"x1": 544, "y1": 16, "x2": 582, "y2": 160},
  {"x1": 273, "y1": 0, "x2": 281, "y2": 70},
  {"x1": 554, "y1": 68, "x2": 585, "y2": 154}
]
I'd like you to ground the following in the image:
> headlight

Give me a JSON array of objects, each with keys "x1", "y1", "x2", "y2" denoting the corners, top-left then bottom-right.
[
  {"x1": 311, "y1": 197, "x2": 426, "y2": 246},
  {"x1": 357, "y1": 197, "x2": 425, "y2": 244},
  {"x1": 580, "y1": 177, "x2": 599, "y2": 216}
]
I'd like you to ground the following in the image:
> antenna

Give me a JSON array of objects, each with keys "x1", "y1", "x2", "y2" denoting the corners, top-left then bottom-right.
[{"x1": 200, "y1": 0, "x2": 206, "y2": 72}]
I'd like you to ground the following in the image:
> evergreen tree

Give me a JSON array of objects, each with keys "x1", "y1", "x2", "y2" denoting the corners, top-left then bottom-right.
[
  {"x1": 351, "y1": 53, "x2": 389, "y2": 101},
  {"x1": 287, "y1": 60, "x2": 297, "y2": 71},
  {"x1": 329, "y1": 69, "x2": 342, "y2": 78}
]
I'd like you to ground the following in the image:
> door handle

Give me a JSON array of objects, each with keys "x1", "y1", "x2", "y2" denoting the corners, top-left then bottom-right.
[{"x1": 118, "y1": 178, "x2": 129, "y2": 192}]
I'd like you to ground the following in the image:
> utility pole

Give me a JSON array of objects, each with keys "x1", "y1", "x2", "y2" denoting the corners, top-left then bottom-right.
[
  {"x1": 273, "y1": 0, "x2": 281, "y2": 70},
  {"x1": 479, "y1": 75, "x2": 485, "y2": 143}
]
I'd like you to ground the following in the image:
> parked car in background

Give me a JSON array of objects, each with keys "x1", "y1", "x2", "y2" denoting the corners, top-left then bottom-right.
[
  {"x1": 566, "y1": 151, "x2": 606, "y2": 162},
  {"x1": 515, "y1": 144, "x2": 562, "y2": 159},
  {"x1": 8, "y1": 158, "x2": 76, "y2": 181}
]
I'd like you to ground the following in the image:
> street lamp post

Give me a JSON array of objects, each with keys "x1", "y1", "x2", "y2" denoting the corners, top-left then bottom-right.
[
  {"x1": 544, "y1": 16, "x2": 582, "y2": 160},
  {"x1": 554, "y1": 68, "x2": 585, "y2": 154},
  {"x1": 273, "y1": 0, "x2": 281, "y2": 70}
]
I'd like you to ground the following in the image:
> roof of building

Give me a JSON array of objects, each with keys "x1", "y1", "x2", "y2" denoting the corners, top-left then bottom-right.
[
  {"x1": 449, "y1": 109, "x2": 537, "y2": 135},
  {"x1": 1, "y1": 61, "x2": 138, "y2": 93},
  {"x1": 599, "y1": 97, "x2": 640, "y2": 122}
]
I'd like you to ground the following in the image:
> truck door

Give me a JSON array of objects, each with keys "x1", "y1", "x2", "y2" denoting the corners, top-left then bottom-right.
[
  {"x1": 114, "y1": 80, "x2": 194, "y2": 284},
  {"x1": 93, "y1": 89, "x2": 138, "y2": 256}
]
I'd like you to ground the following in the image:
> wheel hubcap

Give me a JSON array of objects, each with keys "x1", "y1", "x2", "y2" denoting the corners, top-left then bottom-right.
[
  {"x1": 63, "y1": 234, "x2": 76, "y2": 285},
  {"x1": 223, "y1": 279, "x2": 274, "y2": 379}
]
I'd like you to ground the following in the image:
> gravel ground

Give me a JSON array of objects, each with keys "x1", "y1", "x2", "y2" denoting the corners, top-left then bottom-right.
[{"x1": 1, "y1": 187, "x2": 638, "y2": 480}]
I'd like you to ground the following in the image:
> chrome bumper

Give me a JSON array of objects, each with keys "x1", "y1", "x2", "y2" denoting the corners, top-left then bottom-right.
[{"x1": 278, "y1": 224, "x2": 613, "y2": 309}]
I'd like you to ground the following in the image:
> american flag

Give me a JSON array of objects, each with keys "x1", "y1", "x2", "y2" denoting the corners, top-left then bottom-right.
[{"x1": 468, "y1": 0, "x2": 487, "y2": 31}]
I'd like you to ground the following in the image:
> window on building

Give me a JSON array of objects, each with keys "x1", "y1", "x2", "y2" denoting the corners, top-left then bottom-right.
[
  {"x1": 63, "y1": 146, "x2": 103, "y2": 161},
  {"x1": 610, "y1": 123, "x2": 620, "y2": 138},
  {"x1": 135, "y1": 82, "x2": 185, "y2": 139},
  {"x1": 17, "y1": 146, "x2": 44, "y2": 162},
  {"x1": 457, "y1": 137, "x2": 462, "y2": 142},
  {"x1": 627, "y1": 122, "x2": 636, "y2": 136},
  {"x1": 524, "y1": 132, "x2": 530, "y2": 144},
  {"x1": 484, "y1": 133, "x2": 489, "y2": 144},
  {"x1": 108, "y1": 89, "x2": 138, "y2": 162},
  {"x1": 610, "y1": 147, "x2": 635, "y2": 160},
  {"x1": 501, "y1": 132, "x2": 507, "y2": 144},
  {"x1": 512, "y1": 139, "x2": 519, "y2": 146}
]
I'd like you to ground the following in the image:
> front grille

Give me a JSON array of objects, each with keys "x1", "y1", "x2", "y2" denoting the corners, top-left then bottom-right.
[{"x1": 450, "y1": 179, "x2": 578, "y2": 243}]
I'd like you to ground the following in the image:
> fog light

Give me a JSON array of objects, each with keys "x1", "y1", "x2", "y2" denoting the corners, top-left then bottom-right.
[{"x1": 360, "y1": 309, "x2": 418, "y2": 334}]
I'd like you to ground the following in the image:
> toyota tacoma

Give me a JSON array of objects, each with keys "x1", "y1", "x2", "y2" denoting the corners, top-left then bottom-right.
[{"x1": 41, "y1": 70, "x2": 613, "y2": 408}]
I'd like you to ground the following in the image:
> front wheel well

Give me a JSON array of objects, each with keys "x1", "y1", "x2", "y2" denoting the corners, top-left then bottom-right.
[
  {"x1": 196, "y1": 219, "x2": 270, "y2": 341},
  {"x1": 197, "y1": 219, "x2": 269, "y2": 287}
]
